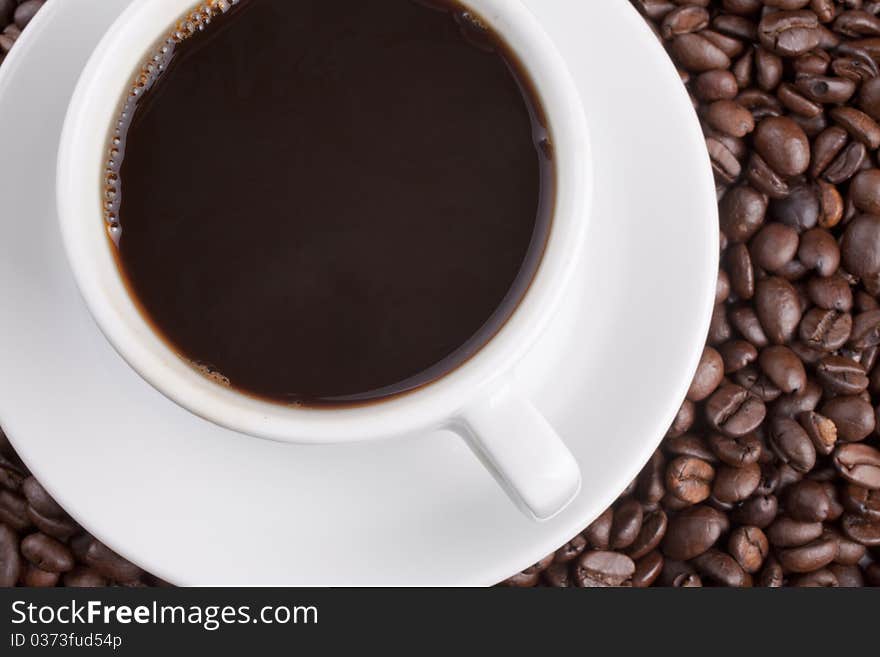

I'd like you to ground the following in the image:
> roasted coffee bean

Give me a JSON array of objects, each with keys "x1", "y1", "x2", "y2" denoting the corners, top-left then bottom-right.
[
  {"x1": 0, "y1": 489, "x2": 30, "y2": 532},
  {"x1": 867, "y1": 563, "x2": 880, "y2": 587},
  {"x1": 732, "y1": 494, "x2": 779, "y2": 528},
  {"x1": 840, "y1": 513, "x2": 880, "y2": 545},
  {"x1": 0, "y1": 454, "x2": 24, "y2": 492},
  {"x1": 778, "y1": 82, "x2": 824, "y2": 117},
  {"x1": 705, "y1": 100, "x2": 755, "y2": 137},
  {"x1": 637, "y1": 450, "x2": 666, "y2": 505},
  {"x1": 835, "y1": 9, "x2": 880, "y2": 37},
  {"x1": 826, "y1": 528, "x2": 867, "y2": 564},
  {"x1": 756, "y1": 277, "x2": 802, "y2": 344},
  {"x1": 0, "y1": 0, "x2": 16, "y2": 27},
  {"x1": 783, "y1": 479, "x2": 831, "y2": 521},
  {"x1": 666, "y1": 456, "x2": 715, "y2": 504},
  {"x1": 811, "y1": 126, "x2": 849, "y2": 177},
  {"x1": 730, "y1": 306, "x2": 770, "y2": 346},
  {"x1": 672, "y1": 33, "x2": 732, "y2": 71},
  {"x1": 719, "y1": 339, "x2": 758, "y2": 373},
  {"x1": 714, "y1": 13, "x2": 758, "y2": 40},
  {"x1": 825, "y1": 140, "x2": 867, "y2": 184},
  {"x1": 688, "y1": 346, "x2": 725, "y2": 401},
  {"x1": 720, "y1": 184, "x2": 768, "y2": 242},
  {"x1": 584, "y1": 508, "x2": 613, "y2": 549},
  {"x1": 757, "y1": 463, "x2": 781, "y2": 496},
  {"x1": 664, "y1": 434, "x2": 717, "y2": 462},
  {"x1": 759, "y1": 10, "x2": 822, "y2": 57},
  {"x1": 695, "y1": 70, "x2": 739, "y2": 101},
  {"x1": 667, "y1": 399, "x2": 696, "y2": 438},
  {"x1": 849, "y1": 309, "x2": 880, "y2": 350},
  {"x1": 849, "y1": 170, "x2": 880, "y2": 215},
  {"x1": 21, "y1": 476, "x2": 65, "y2": 519},
  {"x1": 631, "y1": 550, "x2": 664, "y2": 588},
  {"x1": 708, "y1": 432, "x2": 762, "y2": 466},
  {"x1": 842, "y1": 214, "x2": 880, "y2": 278},
  {"x1": 799, "y1": 307, "x2": 852, "y2": 351},
  {"x1": 755, "y1": 48, "x2": 784, "y2": 93},
  {"x1": 661, "y1": 505, "x2": 728, "y2": 560},
  {"x1": 769, "y1": 416, "x2": 818, "y2": 472},
  {"x1": 503, "y1": 569, "x2": 540, "y2": 587},
  {"x1": 705, "y1": 26, "x2": 746, "y2": 56},
  {"x1": 554, "y1": 533, "x2": 588, "y2": 563},
  {"x1": 759, "y1": 345, "x2": 807, "y2": 393},
  {"x1": 771, "y1": 378, "x2": 822, "y2": 417},
  {"x1": 817, "y1": 179, "x2": 844, "y2": 229},
  {"x1": 816, "y1": 355, "x2": 870, "y2": 394},
  {"x1": 0, "y1": 523, "x2": 21, "y2": 587},
  {"x1": 574, "y1": 551, "x2": 635, "y2": 587},
  {"x1": 777, "y1": 534, "x2": 839, "y2": 572},
  {"x1": 778, "y1": 461, "x2": 807, "y2": 490},
  {"x1": 661, "y1": 5, "x2": 710, "y2": 38},
  {"x1": 14, "y1": 1, "x2": 44, "y2": 30},
  {"x1": 660, "y1": 558, "x2": 702, "y2": 587},
  {"x1": 716, "y1": 269, "x2": 731, "y2": 305},
  {"x1": 706, "y1": 383, "x2": 767, "y2": 436},
  {"x1": 750, "y1": 223, "x2": 799, "y2": 272},
  {"x1": 728, "y1": 525, "x2": 769, "y2": 573},
  {"x1": 731, "y1": 48, "x2": 755, "y2": 89},
  {"x1": 856, "y1": 292, "x2": 879, "y2": 313},
  {"x1": 60, "y1": 566, "x2": 107, "y2": 588},
  {"x1": 799, "y1": 410, "x2": 838, "y2": 455},
  {"x1": 758, "y1": 557, "x2": 785, "y2": 587},
  {"x1": 709, "y1": 303, "x2": 733, "y2": 344},
  {"x1": 797, "y1": 228, "x2": 839, "y2": 277},
  {"x1": 522, "y1": 553, "x2": 554, "y2": 578},
  {"x1": 820, "y1": 395, "x2": 876, "y2": 441},
  {"x1": 791, "y1": 568, "x2": 839, "y2": 586},
  {"x1": 833, "y1": 443, "x2": 880, "y2": 487},
  {"x1": 828, "y1": 563, "x2": 862, "y2": 587},
  {"x1": 726, "y1": 243, "x2": 756, "y2": 299},
  {"x1": 831, "y1": 105, "x2": 880, "y2": 148},
  {"x1": 27, "y1": 506, "x2": 78, "y2": 543},
  {"x1": 840, "y1": 483, "x2": 880, "y2": 518},
  {"x1": 859, "y1": 73, "x2": 880, "y2": 119},
  {"x1": 708, "y1": 136, "x2": 743, "y2": 182},
  {"x1": 610, "y1": 498, "x2": 643, "y2": 550},
  {"x1": 627, "y1": 508, "x2": 668, "y2": 560},
  {"x1": 796, "y1": 74, "x2": 858, "y2": 104},
  {"x1": 21, "y1": 564, "x2": 59, "y2": 588},
  {"x1": 713, "y1": 462, "x2": 762, "y2": 503},
  {"x1": 692, "y1": 548, "x2": 750, "y2": 586},
  {"x1": 754, "y1": 116, "x2": 812, "y2": 176},
  {"x1": 84, "y1": 541, "x2": 143, "y2": 583},
  {"x1": 747, "y1": 153, "x2": 790, "y2": 197},
  {"x1": 541, "y1": 562, "x2": 570, "y2": 587},
  {"x1": 20, "y1": 532, "x2": 74, "y2": 573},
  {"x1": 767, "y1": 516, "x2": 824, "y2": 547},
  {"x1": 69, "y1": 532, "x2": 94, "y2": 564}
]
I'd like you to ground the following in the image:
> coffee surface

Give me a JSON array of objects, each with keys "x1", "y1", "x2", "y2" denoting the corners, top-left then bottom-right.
[{"x1": 112, "y1": 0, "x2": 552, "y2": 405}]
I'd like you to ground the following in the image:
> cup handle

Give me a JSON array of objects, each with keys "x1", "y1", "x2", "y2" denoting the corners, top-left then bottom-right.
[{"x1": 454, "y1": 385, "x2": 581, "y2": 521}]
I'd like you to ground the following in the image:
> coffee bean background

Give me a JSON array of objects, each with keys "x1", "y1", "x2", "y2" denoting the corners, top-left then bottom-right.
[{"x1": 2, "y1": 0, "x2": 880, "y2": 587}]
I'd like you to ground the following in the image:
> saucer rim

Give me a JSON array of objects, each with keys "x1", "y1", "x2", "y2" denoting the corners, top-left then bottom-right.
[{"x1": 0, "y1": 0, "x2": 718, "y2": 586}]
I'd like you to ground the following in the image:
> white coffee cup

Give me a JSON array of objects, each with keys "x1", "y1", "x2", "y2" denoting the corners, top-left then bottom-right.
[{"x1": 57, "y1": 0, "x2": 591, "y2": 521}]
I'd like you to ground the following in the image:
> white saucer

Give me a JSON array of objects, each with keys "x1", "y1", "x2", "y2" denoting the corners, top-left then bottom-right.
[{"x1": 0, "y1": 0, "x2": 717, "y2": 585}]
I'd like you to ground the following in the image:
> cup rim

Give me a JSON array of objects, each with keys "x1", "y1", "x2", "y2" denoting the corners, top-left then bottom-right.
[{"x1": 56, "y1": 0, "x2": 592, "y2": 443}]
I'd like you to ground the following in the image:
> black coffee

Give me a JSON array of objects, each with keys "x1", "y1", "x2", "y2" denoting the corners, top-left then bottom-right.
[{"x1": 106, "y1": 0, "x2": 553, "y2": 406}]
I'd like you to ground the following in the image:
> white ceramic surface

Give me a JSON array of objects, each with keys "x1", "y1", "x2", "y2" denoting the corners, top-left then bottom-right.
[
  {"x1": 57, "y1": 0, "x2": 591, "y2": 521},
  {"x1": 0, "y1": 0, "x2": 717, "y2": 585}
]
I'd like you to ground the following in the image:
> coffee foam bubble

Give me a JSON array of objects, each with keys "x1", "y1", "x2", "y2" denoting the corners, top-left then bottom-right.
[{"x1": 103, "y1": 0, "x2": 242, "y2": 244}]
